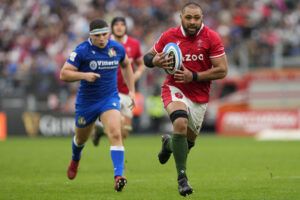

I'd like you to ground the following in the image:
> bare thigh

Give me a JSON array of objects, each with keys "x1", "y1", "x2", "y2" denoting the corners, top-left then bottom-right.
[
  {"x1": 75, "y1": 123, "x2": 95, "y2": 145},
  {"x1": 100, "y1": 109, "x2": 122, "y2": 146}
]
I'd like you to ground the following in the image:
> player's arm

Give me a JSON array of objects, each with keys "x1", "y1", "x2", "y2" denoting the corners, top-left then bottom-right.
[
  {"x1": 197, "y1": 55, "x2": 228, "y2": 81},
  {"x1": 60, "y1": 62, "x2": 100, "y2": 82},
  {"x1": 174, "y1": 55, "x2": 228, "y2": 83},
  {"x1": 133, "y1": 57, "x2": 145, "y2": 82},
  {"x1": 120, "y1": 55, "x2": 135, "y2": 108},
  {"x1": 143, "y1": 48, "x2": 173, "y2": 70}
]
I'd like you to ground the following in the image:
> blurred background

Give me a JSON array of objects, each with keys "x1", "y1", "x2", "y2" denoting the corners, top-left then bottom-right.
[{"x1": 0, "y1": 0, "x2": 300, "y2": 139}]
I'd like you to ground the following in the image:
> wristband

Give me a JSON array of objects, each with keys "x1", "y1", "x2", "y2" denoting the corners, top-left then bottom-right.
[
  {"x1": 143, "y1": 53, "x2": 155, "y2": 68},
  {"x1": 192, "y1": 72, "x2": 198, "y2": 82}
]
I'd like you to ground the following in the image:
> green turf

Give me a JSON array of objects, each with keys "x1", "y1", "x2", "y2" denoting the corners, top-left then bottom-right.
[{"x1": 0, "y1": 135, "x2": 299, "y2": 200}]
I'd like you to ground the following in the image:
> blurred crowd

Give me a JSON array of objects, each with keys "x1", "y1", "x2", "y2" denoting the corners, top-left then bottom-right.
[{"x1": 0, "y1": 0, "x2": 300, "y2": 112}]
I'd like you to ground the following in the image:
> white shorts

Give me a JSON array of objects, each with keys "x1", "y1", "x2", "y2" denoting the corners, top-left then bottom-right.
[
  {"x1": 119, "y1": 93, "x2": 133, "y2": 118},
  {"x1": 162, "y1": 85, "x2": 207, "y2": 134}
]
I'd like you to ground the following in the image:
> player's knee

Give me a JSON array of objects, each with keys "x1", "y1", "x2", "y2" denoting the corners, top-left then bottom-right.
[
  {"x1": 170, "y1": 110, "x2": 188, "y2": 133},
  {"x1": 109, "y1": 132, "x2": 122, "y2": 142},
  {"x1": 173, "y1": 118, "x2": 188, "y2": 133},
  {"x1": 74, "y1": 135, "x2": 86, "y2": 145},
  {"x1": 107, "y1": 126, "x2": 122, "y2": 140}
]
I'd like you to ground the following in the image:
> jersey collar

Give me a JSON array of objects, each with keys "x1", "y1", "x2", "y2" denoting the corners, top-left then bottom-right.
[
  {"x1": 88, "y1": 38, "x2": 93, "y2": 46},
  {"x1": 180, "y1": 23, "x2": 204, "y2": 37}
]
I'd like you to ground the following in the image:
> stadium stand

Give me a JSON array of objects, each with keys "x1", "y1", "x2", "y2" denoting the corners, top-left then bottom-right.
[{"x1": 1, "y1": 0, "x2": 300, "y2": 116}]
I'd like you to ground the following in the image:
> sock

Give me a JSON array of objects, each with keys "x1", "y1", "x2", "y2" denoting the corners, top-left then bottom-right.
[
  {"x1": 187, "y1": 140, "x2": 195, "y2": 151},
  {"x1": 110, "y1": 146, "x2": 125, "y2": 177},
  {"x1": 72, "y1": 136, "x2": 84, "y2": 161},
  {"x1": 171, "y1": 134, "x2": 188, "y2": 179}
]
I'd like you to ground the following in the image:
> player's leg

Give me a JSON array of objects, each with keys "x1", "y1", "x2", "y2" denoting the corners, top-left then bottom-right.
[
  {"x1": 186, "y1": 127, "x2": 197, "y2": 152},
  {"x1": 166, "y1": 101, "x2": 193, "y2": 196},
  {"x1": 158, "y1": 127, "x2": 196, "y2": 164},
  {"x1": 165, "y1": 102, "x2": 189, "y2": 174},
  {"x1": 119, "y1": 93, "x2": 133, "y2": 139},
  {"x1": 121, "y1": 115, "x2": 132, "y2": 139},
  {"x1": 92, "y1": 120, "x2": 105, "y2": 146},
  {"x1": 158, "y1": 85, "x2": 193, "y2": 196},
  {"x1": 100, "y1": 109, "x2": 127, "y2": 191},
  {"x1": 67, "y1": 122, "x2": 95, "y2": 180},
  {"x1": 186, "y1": 102, "x2": 207, "y2": 152}
]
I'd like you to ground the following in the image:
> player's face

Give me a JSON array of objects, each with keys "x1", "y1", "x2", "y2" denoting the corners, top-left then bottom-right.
[
  {"x1": 90, "y1": 32, "x2": 110, "y2": 48},
  {"x1": 112, "y1": 21, "x2": 126, "y2": 38},
  {"x1": 180, "y1": 7, "x2": 203, "y2": 36}
]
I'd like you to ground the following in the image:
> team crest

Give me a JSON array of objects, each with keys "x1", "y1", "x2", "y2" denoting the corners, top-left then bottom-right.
[
  {"x1": 197, "y1": 40, "x2": 202, "y2": 48},
  {"x1": 108, "y1": 48, "x2": 116, "y2": 57},
  {"x1": 175, "y1": 92, "x2": 183, "y2": 99},
  {"x1": 89, "y1": 60, "x2": 97, "y2": 70},
  {"x1": 77, "y1": 116, "x2": 86, "y2": 126}
]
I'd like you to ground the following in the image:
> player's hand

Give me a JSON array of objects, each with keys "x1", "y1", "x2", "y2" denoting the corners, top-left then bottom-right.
[
  {"x1": 152, "y1": 52, "x2": 173, "y2": 70},
  {"x1": 84, "y1": 72, "x2": 100, "y2": 82},
  {"x1": 128, "y1": 91, "x2": 135, "y2": 110},
  {"x1": 174, "y1": 65, "x2": 193, "y2": 83}
]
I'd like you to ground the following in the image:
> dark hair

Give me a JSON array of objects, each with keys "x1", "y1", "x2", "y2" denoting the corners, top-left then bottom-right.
[
  {"x1": 111, "y1": 17, "x2": 127, "y2": 35},
  {"x1": 89, "y1": 19, "x2": 108, "y2": 32},
  {"x1": 181, "y1": 2, "x2": 202, "y2": 13},
  {"x1": 111, "y1": 16, "x2": 126, "y2": 28}
]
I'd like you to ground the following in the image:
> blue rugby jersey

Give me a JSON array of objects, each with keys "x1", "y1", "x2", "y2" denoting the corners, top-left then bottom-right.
[{"x1": 67, "y1": 39, "x2": 125, "y2": 106}]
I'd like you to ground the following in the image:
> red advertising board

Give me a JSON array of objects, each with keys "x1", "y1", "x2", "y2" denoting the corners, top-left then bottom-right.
[
  {"x1": 0, "y1": 112, "x2": 7, "y2": 141},
  {"x1": 217, "y1": 109, "x2": 300, "y2": 136}
]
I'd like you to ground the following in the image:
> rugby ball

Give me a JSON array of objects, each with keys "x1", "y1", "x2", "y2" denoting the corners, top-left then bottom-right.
[{"x1": 162, "y1": 42, "x2": 182, "y2": 75}]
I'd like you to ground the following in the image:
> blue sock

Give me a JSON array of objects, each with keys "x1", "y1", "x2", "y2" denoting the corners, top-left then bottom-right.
[
  {"x1": 110, "y1": 146, "x2": 125, "y2": 177},
  {"x1": 72, "y1": 136, "x2": 84, "y2": 161}
]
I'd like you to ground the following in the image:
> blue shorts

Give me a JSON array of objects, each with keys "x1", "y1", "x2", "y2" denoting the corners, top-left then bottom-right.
[{"x1": 75, "y1": 96, "x2": 120, "y2": 128}]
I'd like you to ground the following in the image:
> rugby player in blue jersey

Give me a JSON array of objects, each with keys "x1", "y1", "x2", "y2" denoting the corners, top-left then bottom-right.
[{"x1": 60, "y1": 19, "x2": 135, "y2": 192}]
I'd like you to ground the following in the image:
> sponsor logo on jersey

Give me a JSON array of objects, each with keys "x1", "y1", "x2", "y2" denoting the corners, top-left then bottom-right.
[
  {"x1": 89, "y1": 60, "x2": 119, "y2": 70},
  {"x1": 183, "y1": 53, "x2": 204, "y2": 61}
]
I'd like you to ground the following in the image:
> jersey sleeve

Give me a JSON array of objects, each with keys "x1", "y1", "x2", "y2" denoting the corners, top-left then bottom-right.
[
  {"x1": 209, "y1": 31, "x2": 225, "y2": 59},
  {"x1": 66, "y1": 47, "x2": 83, "y2": 69},
  {"x1": 119, "y1": 45, "x2": 126, "y2": 63},
  {"x1": 153, "y1": 32, "x2": 168, "y2": 53}
]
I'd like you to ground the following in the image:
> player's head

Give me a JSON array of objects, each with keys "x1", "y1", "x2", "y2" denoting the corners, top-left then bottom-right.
[
  {"x1": 89, "y1": 19, "x2": 110, "y2": 48},
  {"x1": 180, "y1": 2, "x2": 203, "y2": 36},
  {"x1": 111, "y1": 17, "x2": 127, "y2": 38}
]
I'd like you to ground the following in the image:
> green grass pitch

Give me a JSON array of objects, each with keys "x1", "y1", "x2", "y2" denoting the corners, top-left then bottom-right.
[{"x1": 0, "y1": 135, "x2": 299, "y2": 200}]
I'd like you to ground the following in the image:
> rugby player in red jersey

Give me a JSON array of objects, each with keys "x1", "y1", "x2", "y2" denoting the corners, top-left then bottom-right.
[{"x1": 143, "y1": 2, "x2": 228, "y2": 196}]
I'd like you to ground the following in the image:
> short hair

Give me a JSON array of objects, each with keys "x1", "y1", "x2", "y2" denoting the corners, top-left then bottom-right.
[
  {"x1": 111, "y1": 16, "x2": 127, "y2": 35},
  {"x1": 181, "y1": 2, "x2": 202, "y2": 13},
  {"x1": 89, "y1": 19, "x2": 108, "y2": 32},
  {"x1": 111, "y1": 16, "x2": 126, "y2": 28}
]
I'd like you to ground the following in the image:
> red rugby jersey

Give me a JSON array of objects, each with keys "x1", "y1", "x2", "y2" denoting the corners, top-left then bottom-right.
[
  {"x1": 113, "y1": 35, "x2": 142, "y2": 94},
  {"x1": 154, "y1": 24, "x2": 225, "y2": 103}
]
